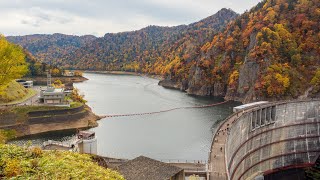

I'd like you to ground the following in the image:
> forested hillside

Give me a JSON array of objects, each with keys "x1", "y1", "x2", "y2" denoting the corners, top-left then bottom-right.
[
  {"x1": 7, "y1": 33, "x2": 96, "y2": 64},
  {"x1": 24, "y1": 50, "x2": 64, "y2": 77},
  {"x1": 7, "y1": 9, "x2": 238, "y2": 71},
  {"x1": 59, "y1": 8, "x2": 238, "y2": 70},
  {"x1": 156, "y1": 0, "x2": 320, "y2": 102},
  {"x1": 0, "y1": 36, "x2": 63, "y2": 103},
  {"x1": 177, "y1": 0, "x2": 320, "y2": 102},
  {"x1": 7, "y1": 0, "x2": 320, "y2": 102}
]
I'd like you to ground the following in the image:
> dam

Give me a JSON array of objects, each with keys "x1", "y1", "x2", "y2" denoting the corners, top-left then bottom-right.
[{"x1": 210, "y1": 99, "x2": 320, "y2": 180}]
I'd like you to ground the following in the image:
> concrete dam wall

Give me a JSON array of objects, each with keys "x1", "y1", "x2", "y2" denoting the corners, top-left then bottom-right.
[{"x1": 226, "y1": 100, "x2": 320, "y2": 180}]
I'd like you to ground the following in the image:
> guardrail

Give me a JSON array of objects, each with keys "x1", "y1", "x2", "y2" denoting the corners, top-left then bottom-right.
[
  {"x1": 42, "y1": 140, "x2": 73, "y2": 148},
  {"x1": 159, "y1": 159, "x2": 207, "y2": 164},
  {"x1": 42, "y1": 137, "x2": 81, "y2": 149},
  {"x1": 207, "y1": 110, "x2": 241, "y2": 164}
]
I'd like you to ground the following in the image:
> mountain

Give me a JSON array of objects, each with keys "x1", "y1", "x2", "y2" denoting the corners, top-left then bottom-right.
[
  {"x1": 60, "y1": 25, "x2": 187, "y2": 70},
  {"x1": 159, "y1": 0, "x2": 320, "y2": 102},
  {"x1": 59, "y1": 8, "x2": 238, "y2": 70},
  {"x1": 7, "y1": 33, "x2": 97, "y2": 64},
  {"x1": 6, "y1": 9, "x2": 238, "y2": 71},
  {"x1": 7, "y1": 1, "x2": 320, "y2": 102}
]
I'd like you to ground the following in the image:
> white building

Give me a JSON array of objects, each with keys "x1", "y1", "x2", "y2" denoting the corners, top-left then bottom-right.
[
  {"x1": 77, "y1": 131, "x2": 97, "y2": 155},
  {"x1": 40, "y1": 87, "x2": 65, "y2": 104},
  {"x1": 16, "y1": 79, "x2": 33, "y2": 88}
]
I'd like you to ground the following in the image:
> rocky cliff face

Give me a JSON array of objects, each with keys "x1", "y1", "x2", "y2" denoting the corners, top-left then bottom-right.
[
  {"x1": 7, "y1": 0, "x2": 320, "y2": 103},
  {"x1": 160, "y1": 0, "x2": 320, "y2": 103}
]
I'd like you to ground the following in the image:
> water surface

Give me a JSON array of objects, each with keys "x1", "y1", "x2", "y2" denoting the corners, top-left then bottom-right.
[{"x1": 11, "y1": 73, "x2": 240, "y2": 161}]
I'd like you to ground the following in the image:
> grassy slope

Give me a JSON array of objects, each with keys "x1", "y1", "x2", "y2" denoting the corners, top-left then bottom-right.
[
  {"x1": 0, "y1": 81, "x2": 36, "y2": 105},
  {"x1": 0, "y1": 144, "x2": 124, "y2": 179}
]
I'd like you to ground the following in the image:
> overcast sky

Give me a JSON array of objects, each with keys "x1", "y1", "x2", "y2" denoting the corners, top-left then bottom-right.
[{"x1": 0, "y1": 0, "x2": 261, "y2": 37}]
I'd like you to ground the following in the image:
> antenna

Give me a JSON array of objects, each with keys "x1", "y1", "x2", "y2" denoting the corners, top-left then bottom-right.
[{"x1": 47, "y1": 70, "x2": 52, "y2": 87}]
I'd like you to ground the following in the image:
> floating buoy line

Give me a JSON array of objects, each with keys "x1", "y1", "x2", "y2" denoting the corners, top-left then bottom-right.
[{"x1": 104, "y1": 100, "x2": 229, "y2": 118}]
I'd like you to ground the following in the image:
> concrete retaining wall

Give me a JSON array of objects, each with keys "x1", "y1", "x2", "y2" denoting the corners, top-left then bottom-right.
[
  {"x1": 0, "y1": 112, "x2": 17, "y2": 126},
  {"x1": 226, "y1": 100, "x2": 320, "y2": 180},
  {"x1": 28, "y1": 110, "x2": 87, "y2": 124},
  {"x1": 0, "y1": 105, "x2": 86, "y2": 128},
  {"x1": 28, "y1": 105, "x2": 84, "y2": 117}
]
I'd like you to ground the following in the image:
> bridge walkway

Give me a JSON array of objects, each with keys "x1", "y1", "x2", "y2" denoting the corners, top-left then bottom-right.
[{"x1": 209, "y1": 112, "x2": 243, "y2": 180}]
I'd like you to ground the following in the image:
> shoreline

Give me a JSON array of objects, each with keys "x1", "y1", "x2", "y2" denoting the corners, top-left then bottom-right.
[
  {"x1": 0, "y1": 105, "x2": 101, "y2": 139},
  {"x1": 85, "y1": 70, "x2": 235, "y2": 102},
  {"x1": 22, "y1": 75, "x2": 88, "y2": 86},
  {"x1": 0, "y1": 75, "x2": 101, "y2": 140},
  {"x1": 26, "y1": 105, "x2": 100, "y2": 137},
  {"x1": 84, "y1": 70, "x2": 164, "y2": 81}
]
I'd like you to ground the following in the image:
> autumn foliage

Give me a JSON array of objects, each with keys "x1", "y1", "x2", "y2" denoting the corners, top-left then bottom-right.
[
  {"x1": 262, "y1": 64, "x2": 291, "y2": 96},
  {"x1": 0, "y1": 144, "x2": 124, "y2": 179},
  {"x1": 7, "y1": 0, "x2": 320, "y2": 100},
  {"x1": 0, "y1": 36, "x2": 28, "y2": 92}
]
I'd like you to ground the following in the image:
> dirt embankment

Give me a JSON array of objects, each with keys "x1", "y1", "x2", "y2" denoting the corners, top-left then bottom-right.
[
  {"x1": 0, "y1": 105, "x2": 101, "y2": 138},
  {"x1": 0, "y1": 75, "x2": 103, "y2": 138},
  {"x1": 26, "y1": 105, "x2": 100, "y2": 136}
]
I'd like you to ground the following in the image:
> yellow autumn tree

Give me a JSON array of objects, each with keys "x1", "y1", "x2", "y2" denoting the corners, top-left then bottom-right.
[
  {"x1": 311, "y1": 70, "x2": 320, "y2": 83},
  {"x1": 51, "y1": 68, "x2": 61, "y2": 76},
  {"x1": 264, "y1": 7, "x2": 277, "y2": 22},
  {"x1": 53, "y1": 79, "x2": 64, "y2": 88},
  {"x1": 228, "y1": 70, "x2": 239, "y2": 86},
  {"x1": 311, "y1": 69, "x2": 320, "y2": 92},
  {"x1": 263, "y1": 63, "x2": 291, "y2": 97},
  {"x1": 0, "y1": 36, "x2": 27, "y2": 93}
]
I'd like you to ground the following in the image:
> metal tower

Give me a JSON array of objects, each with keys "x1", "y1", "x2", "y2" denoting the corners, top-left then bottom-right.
[{"x1": 47, "y1": 70, "x2": 52, "y2": 87}]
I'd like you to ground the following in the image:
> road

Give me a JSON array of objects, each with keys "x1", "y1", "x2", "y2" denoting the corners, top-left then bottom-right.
[
  {"x1": 18, "y1": 86, "x2": 42, "y2": 106},
  {"x1": 0, "y1": 86, "x2": 43, "y2": 108}
]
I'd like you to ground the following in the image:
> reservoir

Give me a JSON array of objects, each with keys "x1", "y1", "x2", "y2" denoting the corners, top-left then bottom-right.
[{"x1": 11, "y1": 73, "x2": 239, "y2": 161}]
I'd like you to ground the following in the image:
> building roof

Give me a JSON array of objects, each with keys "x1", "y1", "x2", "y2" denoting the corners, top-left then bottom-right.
[
  {"x1": 51, "y1": 88, "x2": 64, "y2": 93},
  {"x1": 16, "y1": 79, "x2": 26, "y2": 82},
  {"x1": 43, "y1": 88, "x2": 64, "y2": 95},
  {"x1": 233, "y1": 101, "x2": 269, "y2": 112},
  {"x1": 117, "y1": 156, "x2": 183, "y2": 180},
  {"x1": 77, "y1": 131, "x2": 95, "y2": 139}
]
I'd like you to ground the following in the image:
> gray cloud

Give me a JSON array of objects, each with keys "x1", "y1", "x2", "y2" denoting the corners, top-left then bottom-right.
[{"x1": 0, "y1": 0, "x2": 262, "y2": 36}]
